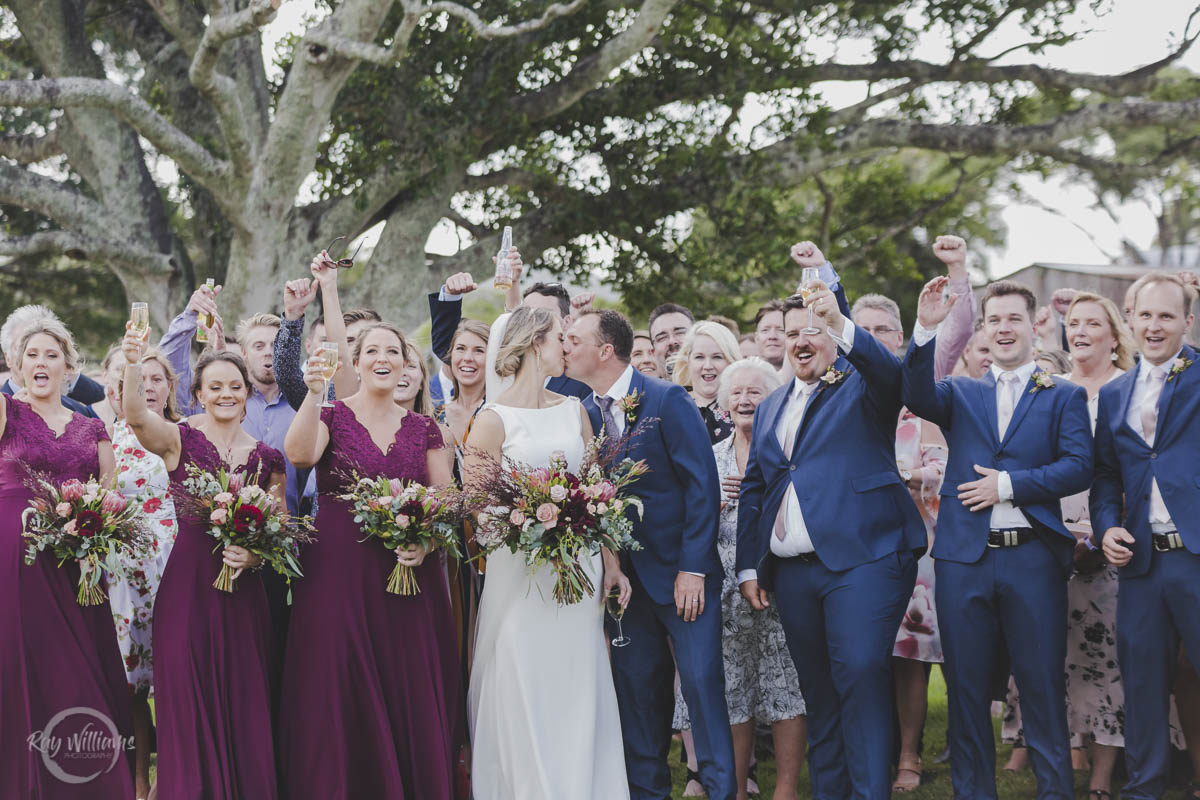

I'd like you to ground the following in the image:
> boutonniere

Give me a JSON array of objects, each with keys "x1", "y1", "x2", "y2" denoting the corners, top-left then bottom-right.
[
  {"x1": 819, "y1": 365, "x2": 846, "y2": 385},
  {"x1": 618, "y1": 391, "x2": 643, "y2": 426},
  {"x1": 1167, "y1": 355, "x2": 1193, "y2": 382},
  {"x1": 1029, "y1": 372, "x2": 1055, "y2": 394}
]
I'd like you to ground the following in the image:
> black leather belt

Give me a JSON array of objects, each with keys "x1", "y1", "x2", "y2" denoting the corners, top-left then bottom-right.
[
  {"x1": 987, "y1": 528, "x2": 1035, "y2": 548},
  {"x1": 1153, "y1": 532, "x2": 1185, "y2": 553},
  {"x1": 782, "y1": 552, "x2": 821, "y2": 564}
]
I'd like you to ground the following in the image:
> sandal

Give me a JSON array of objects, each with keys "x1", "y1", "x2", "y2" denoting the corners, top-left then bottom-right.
[
  {"x1": 682, "y1": 767, "x2": 706, "y2": 798},
  {"x1": 892, "y1": 757, "x2": 922, "y2": 793}
]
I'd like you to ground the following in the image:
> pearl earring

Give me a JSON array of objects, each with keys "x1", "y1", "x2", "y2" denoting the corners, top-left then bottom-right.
[{"x1": 1111, "y1": 351, "x2": 1118, "y2": 362}]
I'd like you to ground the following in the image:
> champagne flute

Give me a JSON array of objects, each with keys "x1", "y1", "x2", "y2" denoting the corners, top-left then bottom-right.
[
  {"x1": 493, "y1": 226, "x2": 514, "y2": 290},
  {"x1": 129, "y1": 302, "x2": 149, "y2": 338},
  {"x1": 317, "y1": 342, "x2": 339, "y2": 409},
  {"x1": 799, "y1": 266, "x2": 821, "y2": 335},
  {"x1": 195, "y1": 278, "x2": 216, "y2": 344},
  {"x1": 607, "y1": 589, "x2": 630, "y2": 648}
]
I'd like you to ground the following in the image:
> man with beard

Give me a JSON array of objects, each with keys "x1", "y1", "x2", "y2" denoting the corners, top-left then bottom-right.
[{"x1": 735, "y1": 252, "x2": 925, "y2": 799}]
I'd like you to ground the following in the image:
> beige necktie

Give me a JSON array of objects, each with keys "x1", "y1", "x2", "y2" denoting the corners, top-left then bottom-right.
[
  {"x1": 774, "y1": 386, "x2": 811, "y2": 541},
  {"x1": 996, "y1": 372, "x2": 1020, "y2": 439},
  {"x1": 1140, "y1": 366, "x2": 1166, "y2": 444}
]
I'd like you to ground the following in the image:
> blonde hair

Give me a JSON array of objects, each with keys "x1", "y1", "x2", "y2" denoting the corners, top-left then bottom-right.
[
  {"x1": 350, "y1": 323, "x2": 409, "y2": 365},
  {"x1": 116, "y1": 347, "x2": 183, "y2": 422},
  {"x1": 716, "y1": 357, "x2": 784, "y2": 412},
  {"x1": 16, "y1": 319, "x2": 79, "y2": 376},
  {"x1": 1065, "y1": 292, "x2": 1137, "y2": 371},
  {"x1": 672, "y1": 321, "x2": 742, "y2": 389},
  {"x1": 1129, "y1": 270, "x2": 1198, "y2": 317},
  {"x1": 405, "y1": 344, "x2": 434, "y2": 417},
  {"x1": 234, "y1": 312, "x2": 281, "y2": 345},
  {"x1": 1, "y1": 304, "x2": 57, "y2": 356},
  {"x1": 495, "y1": 307, "x2": 557, "y2": 378},
  {"x1": 449, "y1": 319, "x2": 491, "y2": 398}
]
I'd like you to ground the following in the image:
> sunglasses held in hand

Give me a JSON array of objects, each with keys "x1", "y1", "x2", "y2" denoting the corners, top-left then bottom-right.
[{"x1": 324, "y1": 236, "x2": 364, "y2": 269}]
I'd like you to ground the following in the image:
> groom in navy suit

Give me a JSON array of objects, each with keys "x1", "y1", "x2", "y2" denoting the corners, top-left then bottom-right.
[
  {"x1": 734, "y1": 248, "x2": 925, "y2": 799},
  {"x1": 1092, "y1": 272, "x2": 1200, "y2": 800},
  {"x1": 902, "y1": 279, "x2": 1092, "y2": 800},
  {"x1": 563, "y1": 308, "x2": 735, "y2": 800}
]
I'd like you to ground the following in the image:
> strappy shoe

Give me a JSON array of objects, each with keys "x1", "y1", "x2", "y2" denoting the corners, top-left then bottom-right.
[{"x1": 892, "y1": 756, "x2": 922, "y2": 793}]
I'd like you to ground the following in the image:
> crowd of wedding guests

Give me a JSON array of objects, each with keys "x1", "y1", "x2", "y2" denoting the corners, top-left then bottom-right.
[{"x1": 1, "y1": 231, "x2": 1199, "y2": 800}]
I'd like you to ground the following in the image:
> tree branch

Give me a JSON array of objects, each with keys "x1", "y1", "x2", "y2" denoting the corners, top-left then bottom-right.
[
  {"x1": 0, "y1": 78, "x2": 231, "y2": 192},
  {"x1": 508, "y1": 0, "x2": 681, "y2": 121},
  {"x1": 189, "y1": 0, "x2": 279, "y2": 176},
  {"x1": 0, "y1": 124, "x2": 65, "y2": 164},
  {"x1": 0, "y1": 231, "x2": 176, "y2": 274},
  {"x1": 0, "y1": 159, "x2": 117, "y2": 235},
  {"x1": 427, "y1": 0, "x2": 586, "y2": 39},
  {"x1": 824, "y1": 80, "x2": 921, "y2": 128}
]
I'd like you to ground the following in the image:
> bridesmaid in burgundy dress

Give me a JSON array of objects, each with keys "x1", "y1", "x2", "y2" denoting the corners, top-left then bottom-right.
[
  {"x1": 122, "y1": 327, "x2": 286, "y2": 800},
  {"x1": 0, "y1": 320, "x2": 134, "y2": 798},
  {"x1": 282, "y1": 322, "x2": 461, "y2": 799}
]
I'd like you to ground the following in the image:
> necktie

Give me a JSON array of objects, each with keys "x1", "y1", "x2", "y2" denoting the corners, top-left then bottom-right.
[
  {"x1": 996, "y1": 372, "x2": 1020, "y2": 439},
  {"x1": 1140, "y1": 366, "x2": 1166, "y2": 444},
  {"x1": 774, "y1": 385, "x2": 812, "y2": 541},
  {"x1": 596, "y1": 395, "x2": 620, "y2": 438}
]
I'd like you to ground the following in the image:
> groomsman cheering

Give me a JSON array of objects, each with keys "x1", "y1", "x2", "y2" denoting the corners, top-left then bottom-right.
[
  {"x1": 1092, "y1": 271, "x2": 1200, "y2": 800},
  {"x1": 735, "y1": 243, "x2": 925, "y2": 800},
  {"x1": 902, "y1": 279, "x2": 1092, "y2": 800}
]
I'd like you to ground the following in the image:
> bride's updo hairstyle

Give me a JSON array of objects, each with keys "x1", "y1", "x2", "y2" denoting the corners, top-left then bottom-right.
[{"x1": 494, "y1": 306, "x2": 556, "y2": 378}]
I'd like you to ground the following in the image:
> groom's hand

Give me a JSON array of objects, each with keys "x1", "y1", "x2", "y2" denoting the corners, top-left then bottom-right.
[{"x1": 675, "y1": 572, "x2": 705, "y2": 622}]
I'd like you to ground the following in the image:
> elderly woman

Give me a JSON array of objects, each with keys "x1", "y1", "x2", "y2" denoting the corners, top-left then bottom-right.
[
  {"x1": 673, "y1": 320, "x2": 743, "y2": 444},
  {"x1": 673, "y1": 357, "x2": 807, "y2": 800}
]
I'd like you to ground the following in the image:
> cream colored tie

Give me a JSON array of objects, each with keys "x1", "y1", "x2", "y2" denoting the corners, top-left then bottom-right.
[
  {"x1": 1140, "y1": 366, "x2": 1166, "y2": 444},
  {"x1": 774, "y1": 387, "x2": 810, "y2": 541},
  {"x1": 997, "y1": 372, "x2": 1020, "y2": 439}
]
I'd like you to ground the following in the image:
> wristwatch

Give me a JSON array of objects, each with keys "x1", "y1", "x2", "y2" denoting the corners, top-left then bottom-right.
[{"x1": 900, "y1": 469, "x2": 913, "y2": 484}]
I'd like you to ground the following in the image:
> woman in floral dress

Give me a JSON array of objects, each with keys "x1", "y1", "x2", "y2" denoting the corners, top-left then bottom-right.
[{"x1": 106, "y1": 346, "x2": 182, "y2": 799}]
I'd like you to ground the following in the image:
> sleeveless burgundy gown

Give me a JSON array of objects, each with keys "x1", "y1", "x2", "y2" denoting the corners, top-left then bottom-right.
[
  {"x1": 280, "y1": 402, "x2": 462, "y2": 799},
  {"x1": 153, "y1": 421, "x2": 285, "y2": 800}
]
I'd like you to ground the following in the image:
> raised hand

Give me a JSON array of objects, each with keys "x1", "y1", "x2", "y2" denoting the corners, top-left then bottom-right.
[
  {"x1": 570, "y1": 292, "x2": 595, "y2": 314},
  {"x1": 310, "y1": 251, "x2": 338, "y2": 290},
  {"x1": 493, "y1": 248, "x2": 524, "y2": 282},
  {"x1": 187, "y1": 282, "x2": 221, "y2": 317},
  {"x1": 916, "y1": 275, "x2": 959, "y2": 329},
  {"x1": 444, "y1": 272, "x2": 477, "y2": 296},
  {"x1": 932, "y1": 235, "x2": 967, "y2": 273},
  {"x1": 284, "y1": 278, "x2": 318, "y2": 321},
  {"x1": 1051, "y1": 288, "x2": 1079, "y2": 316},
  {"x1": 122, "y1": 321, "x2": 150, "y2": 363},
  {"x1": 804, "y1": 280, "x2": 843, "y2": 329},
  {"x1": 302, "y1": 355, "x2": 327, "y2": 397},
  {"x1": 790, "y1": 241, "x2": 826, "y2": 269}
]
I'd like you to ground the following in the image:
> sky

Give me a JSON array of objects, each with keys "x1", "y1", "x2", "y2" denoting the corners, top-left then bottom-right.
[{"x1": 259, "y1": 0, "x2": 1200, "y2": 281}]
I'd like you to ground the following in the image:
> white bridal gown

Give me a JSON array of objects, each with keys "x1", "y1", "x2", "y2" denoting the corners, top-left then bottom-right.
[{"x1": 468, "y1": 397, "x2": 630, "y2": 800}]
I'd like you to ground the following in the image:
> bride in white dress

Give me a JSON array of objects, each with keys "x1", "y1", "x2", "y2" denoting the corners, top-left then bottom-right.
[{"x1": 465, "y1": 306, "x2": 632, "y2": 800}]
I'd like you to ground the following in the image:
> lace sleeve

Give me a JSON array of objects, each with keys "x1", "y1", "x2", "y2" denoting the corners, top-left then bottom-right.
[
  {"x1": 424, "y1": 414, "x2": 445, "y2": 450},
  {"x1": 88, "y1": 416, "x2": 111, "y2": 444},
  {"x1": 257, "y1": 444, "x2": 287, "y2": 480}
]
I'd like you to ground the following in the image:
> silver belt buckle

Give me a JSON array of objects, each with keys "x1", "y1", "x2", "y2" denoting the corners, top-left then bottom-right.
[{"x1": 1167, "y1": 532, "x2": 1183, "y2": 550}]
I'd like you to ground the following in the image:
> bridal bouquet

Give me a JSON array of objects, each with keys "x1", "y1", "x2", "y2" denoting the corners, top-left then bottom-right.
[
  {"x1": 22, "y1": 474, "x2": 154, "y2": 606},
  {"x1": 468, "y1": 437, "x2": 647, "y2": 606},
  {"x1": 177, "y1": 465, "x2": 315, "y2": 593},
  {"x1": 339, "y1": 475, "x2": 464, "y2": 595}
]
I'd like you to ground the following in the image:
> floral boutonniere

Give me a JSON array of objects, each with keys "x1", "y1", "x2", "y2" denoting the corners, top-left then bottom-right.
[
  {"x1": 618, "y1": 390, "x2": 643, "y2": 426},
  {"x1": 819, "y1": 366, "x2": 846, "y2": 386},
  {"x1": 1167, "y1": 355, "x2": 1193, "y2": 382},
  {"x1": 1029, "y1": 372, "x2": 1055, "y2": 395}
]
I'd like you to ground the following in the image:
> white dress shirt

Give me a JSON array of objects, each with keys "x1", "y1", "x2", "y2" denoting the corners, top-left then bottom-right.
[
  {"x1": 738, "y1": 318, "x2": 856, "y2": 584},
  {"x1": 1127, "y1": 351, "x2": 1180, "y2": 533},
  {"x1": 986, "y1": 361, "x2": 1037, "y2": 530}
]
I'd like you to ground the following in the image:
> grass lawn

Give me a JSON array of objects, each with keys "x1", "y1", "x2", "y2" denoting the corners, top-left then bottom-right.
[{"x1": 665, "y1": 669, "x2": 1197, "y2": 799}]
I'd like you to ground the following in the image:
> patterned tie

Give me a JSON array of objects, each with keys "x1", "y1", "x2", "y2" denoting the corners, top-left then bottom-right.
[
  {"x1": 596, "y1": 395, "x2": 620, "y2": 438},
  {"x1": 996, "y1": 371, "x2": 1020, "y2": 439},
  {"x1": 774, "y1": 386, "x2": 811, "y2": 541},
  {"x1": 1140, "y1": 366, "x2": 1166, "y2": 444}
]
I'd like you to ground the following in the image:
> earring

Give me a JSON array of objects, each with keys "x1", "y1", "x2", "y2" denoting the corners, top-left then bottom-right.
[
  {"x1": 535, "y1": 350, "x2": 542, "y2": 375},
  {"x1": 1111, "y1": 351, "x2": 1118, "y2": 362}
]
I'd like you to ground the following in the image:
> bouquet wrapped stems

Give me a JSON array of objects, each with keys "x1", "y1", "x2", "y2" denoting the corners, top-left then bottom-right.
[
  {"x1": 213, "y1": 563, "x2": 239, "y2": 593},
  {"x1": 76, "y1": 559, "x2": 107, "y2": 606},
  {"x1": 388, "y1": 560, "x2": 420, "y2": 596}
]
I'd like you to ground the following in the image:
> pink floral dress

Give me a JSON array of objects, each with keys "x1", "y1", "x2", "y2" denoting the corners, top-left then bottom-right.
[{"x1": 108, "y1": 419, "x2": 178, "y2": 695}]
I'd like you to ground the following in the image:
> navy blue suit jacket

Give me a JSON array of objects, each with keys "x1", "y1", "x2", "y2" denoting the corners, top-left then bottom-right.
[
  {"x1": 1091, "y1": 345, "x2": 1200, "y2": 578},
  {"x1": 734, "y1": 325, "x2": 925, "y2": 589},
  {"x1": 427, "y1": 292, "x2": 592, "y2": 401},
  {"x1": 583, "y1": 369, "x2": 722, "y2": 605},
  {"x1": 901, "y1": 338, "x2": 1093, "y2": 570},
  {"x1": 1, "y1": 378, "x2": 97, "y2": 418}
]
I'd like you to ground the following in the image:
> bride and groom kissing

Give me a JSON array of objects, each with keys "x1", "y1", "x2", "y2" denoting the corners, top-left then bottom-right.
[{"x1": 464, "y1": 305, "x2": 737, "y2": 800}]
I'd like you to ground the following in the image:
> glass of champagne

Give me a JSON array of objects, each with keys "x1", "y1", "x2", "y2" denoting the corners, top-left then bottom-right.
[
  {"x1": 799, "y1": 266, "x2": 821, "y2": 335},
  {"x1": 129, "y1": 302, "x2": 149, "y2": 339},
  {"x1": 607, "y1": 589, "x2": 630, "y2": 648},
  {"x1": 493, "y1": 226, "x2": 513, "y2": 290},
  {"x1": 317, "y1": 342, "x2": 339, "y2": 409},
  {"x1": 195, "y1": 278, "x2": 216, "y2": 344}
]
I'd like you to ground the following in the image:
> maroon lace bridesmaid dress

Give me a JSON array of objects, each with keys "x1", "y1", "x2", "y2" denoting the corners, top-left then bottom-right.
[
  {"x1": 0, "y1": 394, "x2": 134, "y2": 798},
  {"x1": 280, "y1": 402, "x2": 462, "y2": 799},
  {"x1": 153, "y1": 421, "x2": 285, "y2": 800}
]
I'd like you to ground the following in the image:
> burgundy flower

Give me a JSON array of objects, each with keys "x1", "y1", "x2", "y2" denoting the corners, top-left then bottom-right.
[
  {"x1": 232, "y1": 504, "x2": 265, "y2": 534},
  {"x1": 76, "y1": 509, "x2": 104, "y2": 538}
]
